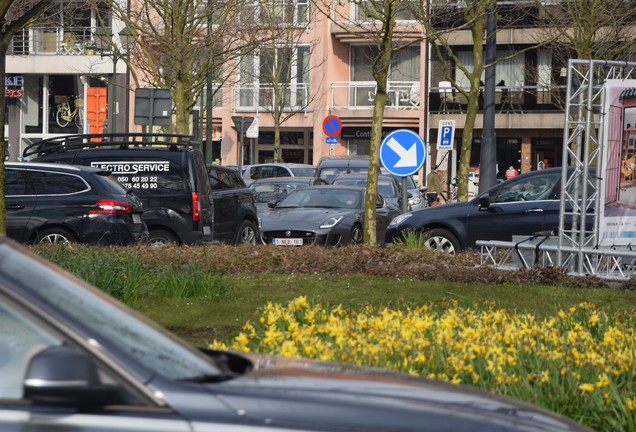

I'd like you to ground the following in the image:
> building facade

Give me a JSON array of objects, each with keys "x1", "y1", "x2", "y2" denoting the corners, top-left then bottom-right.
[
  {"x1": 209, "y1": 1, "x2": 425, "y2": 170},
  {"x1": 208, "y1": 1, "x2": 567, "y2": 183},
  {"x1": 4, "y1": 0, "x2": 129, "y2": 162},
  {"x1": 5, "y1": 0, "x2": 567, "y2": 182}
]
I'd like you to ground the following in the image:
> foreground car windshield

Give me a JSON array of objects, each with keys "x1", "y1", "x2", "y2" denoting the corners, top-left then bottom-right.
[
  {"x1": 279, "y1": 188, "x2": 362, "y2": 209},
  {"x1": 0, "y1": 242, "x2": 221, "y2": 381}
]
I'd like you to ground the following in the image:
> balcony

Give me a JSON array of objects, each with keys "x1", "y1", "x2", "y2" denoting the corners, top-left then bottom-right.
[
  {"x1": 233, "y1": 83, "x2": 309, "y2": 112},
  {"x1": 330, "y1": 81, "x2": 421, "y2": 110},
  {"x1": 8, "y1": 27, "x2": 94, "y2": 56},
  {"x1": 428, "y1": 83, "x2": 566, "y2": 114}
]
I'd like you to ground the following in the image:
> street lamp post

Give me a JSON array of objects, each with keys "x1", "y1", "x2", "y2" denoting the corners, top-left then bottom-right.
[{"x1": 93, "y1": 27, "x2": 134, "y2": 134}]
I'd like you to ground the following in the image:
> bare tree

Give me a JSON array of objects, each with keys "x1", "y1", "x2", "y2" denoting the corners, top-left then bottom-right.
[
  {"x1": 0, "y1": 0, "x2": 54, "y2": 234},
  {"x1": 101, "y1": 0, "x2": 264, "y2": 135},
  {"x1": 533, "y1": 0, "x2": 636, "y2": 139},
  {"x1": 424, "y1": 0, "x2": 491, "y2": 202},
  {"x1": 313, "y1": 0, "x2": 422, "y2": 245},
  {"x1": 421, "y1": 0, "x2": 551, "y2": 202},
  {"x1": 536, "y1": 0, "x2": 636, "y2": 64},
  {"x1": 239, "y1": 0, "x2": 323, "y2": 163}
]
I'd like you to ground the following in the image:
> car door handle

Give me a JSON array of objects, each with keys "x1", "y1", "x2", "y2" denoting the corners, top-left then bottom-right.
[
  {"x1": 6, "y1": 204, "x2": 25, "y2": 210},
  {"x1": 525, "y1": 208, "x2": 544, "y2": 213}
]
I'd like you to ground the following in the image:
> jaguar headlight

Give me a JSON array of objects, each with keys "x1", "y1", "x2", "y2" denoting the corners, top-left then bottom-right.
[{"x1": 320, "y1": 216, "x2": 344, "y2": 229}]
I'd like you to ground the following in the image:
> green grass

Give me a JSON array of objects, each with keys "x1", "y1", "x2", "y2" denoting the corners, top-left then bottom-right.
[
  {"x1": 32, "y1": 244, "x2": 636, "y2": 346},
  {"x1": 138, "y1": 274, "x2": 634, "y2": 346}
]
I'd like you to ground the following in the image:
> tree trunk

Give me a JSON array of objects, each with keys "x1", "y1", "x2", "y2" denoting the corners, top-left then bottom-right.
[
  {"x1": 273, "y1": 110, "x2": 282, "y2": 162},
  {"x1": 457, "y1": 91, "x2": 479, "y2": 202},
  {"x1": 365, "y1": 91, "x2": 388, "y2": 245},
  {"x1": 173, "y1": 79, "x2": 189, "y2": 135}
]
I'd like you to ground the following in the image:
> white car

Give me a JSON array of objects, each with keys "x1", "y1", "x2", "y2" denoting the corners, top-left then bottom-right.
[{"x1": 241, "y1": 163, "x2": 315, "y2": 186}]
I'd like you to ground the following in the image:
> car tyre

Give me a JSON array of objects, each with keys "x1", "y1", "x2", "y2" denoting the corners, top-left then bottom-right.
[
  {"x1": 35, "y1": 227, "x2": 78, "y2": 245},
  {"x1": 149, "y1": 229, "x2": 178, "y2": 247},
  {"x1": 235, "y1": 220, "x2": 259, "y2": 245},
  {"x1": 425, "y1": 228, "x2": 460, "y2": 254},
  {"x1": 351, "y1": 224, "x2": 363, "y2": 244}
]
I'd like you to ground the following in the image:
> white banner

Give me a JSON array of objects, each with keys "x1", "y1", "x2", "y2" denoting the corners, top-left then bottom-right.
[{"x1": 599, "y1": 80, "x2": 636, "y2": 246}]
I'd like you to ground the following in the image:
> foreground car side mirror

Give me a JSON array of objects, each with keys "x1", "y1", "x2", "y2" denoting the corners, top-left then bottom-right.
[
  {"x1": 24, "y1": 345, "x2": 124, "y2": 407},
  {"x1": 478, "y1": 193, "x2": 491, "y2": 210}
]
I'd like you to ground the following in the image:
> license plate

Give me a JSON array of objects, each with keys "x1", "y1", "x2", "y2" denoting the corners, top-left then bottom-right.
[
  {"x1": 132, "y1": 214, "x2": 142, "y2": 224},
  {"x1": 273, "y1": 238, "x2": 303, "y2": 246}
]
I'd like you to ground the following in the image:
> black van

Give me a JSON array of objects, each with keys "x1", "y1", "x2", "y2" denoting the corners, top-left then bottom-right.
[{"x1": 23, "y1": 133, "x2": 214, "y2": 246}]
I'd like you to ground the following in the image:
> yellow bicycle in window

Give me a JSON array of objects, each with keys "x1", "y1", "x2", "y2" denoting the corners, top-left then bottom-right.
[{"x1": 55, "y1": 95, "x2": 83, "y2": 128}]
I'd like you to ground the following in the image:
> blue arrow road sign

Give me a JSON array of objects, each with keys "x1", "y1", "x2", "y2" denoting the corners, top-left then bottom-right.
[
  {"x1": 379, "y1": 129, "x2": 426, "y2": 177},
  {"x1": 326, "y1": 137, "x2": 338, "y2": 145}
]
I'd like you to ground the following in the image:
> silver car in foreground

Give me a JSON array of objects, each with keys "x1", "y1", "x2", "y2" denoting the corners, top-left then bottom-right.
[{"x1": 0, "y1": 236, "x2": 593, "y2": 432}]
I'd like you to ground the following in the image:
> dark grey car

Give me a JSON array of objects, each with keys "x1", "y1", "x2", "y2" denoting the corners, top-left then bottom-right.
[
  {"x1": 0, "y1": 236, "x2": 594, "y2": 432},
  {"x1": 5, "y1": 162, "x2": 147, "y2": 245},
  {"x1": 208, "y1": 164, "x2": 259, "y2": 244},
  {"x1": 385, "y1": 167, "x2": 593, "y2": 253},
  {"x1": 248, "y1": 176, "x2": 328, "y2": 211},
  {"x1": 259, "y1": 185, "x2": 402, "y2": 246},
  {"x1": 315, "y1": 156, "x2": 425, "y2": 210},
  {"x1": 331, "y1": 173, "x2": 406, "y2": 212}
]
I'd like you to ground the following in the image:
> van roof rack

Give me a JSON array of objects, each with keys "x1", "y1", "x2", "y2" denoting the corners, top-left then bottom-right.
[{"x1": 22, "y1": 133, "x2": 200, "y2": 159}]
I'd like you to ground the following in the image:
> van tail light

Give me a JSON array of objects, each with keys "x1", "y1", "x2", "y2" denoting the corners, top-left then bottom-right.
[
  {"x1": 192, "y1": 192, "x2": 201, "y2": 222},
  {"x1": 89, "y1": 199, "x2": 132, "y2": 215}
]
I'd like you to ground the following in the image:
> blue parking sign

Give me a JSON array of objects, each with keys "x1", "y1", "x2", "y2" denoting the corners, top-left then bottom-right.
[
  {"x1": 379, "y1": 129, "x2": 426, "y2": 177},
  {"x1": 437, "y1": 120, "x2": 455, "y2": 150}
]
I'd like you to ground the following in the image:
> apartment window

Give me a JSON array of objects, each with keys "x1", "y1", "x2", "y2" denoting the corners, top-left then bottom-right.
[
  {"x1": 350, "y1": 45, "x2": 419, "y2": 106},
  {"x1": 241, "y1": 0, "x2": 309, "y2": 26},
  {"x1": 353, "y1": 0, "x2": 417, "y2": 22},
  {"x1": 13, "y1": 0, "x2": 110, "y2": 55},
  {"x1": 351, "y1": 45, "x2": 420, "y2": 81},
  {"x1": 239, "y1": 46, "x2": 310, "y2": 108},
  {"x1": 456, "y1": 49, "x2": 525, "y2": 89}
]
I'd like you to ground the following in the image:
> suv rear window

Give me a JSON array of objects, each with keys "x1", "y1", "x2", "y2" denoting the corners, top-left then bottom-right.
[
  {"x1": 27, "y1": 170, "x2": 88, "y2": 195},
  {"x1": 88, "y1": 158, "x2": 187, "y2": 195}
]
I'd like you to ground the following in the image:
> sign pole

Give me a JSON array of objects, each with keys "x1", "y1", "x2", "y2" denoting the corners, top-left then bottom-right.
[
  {"x1": 231, "y1": 116, "x2": 255, "y2": 170},
  {"x1": 323, "y1": 115, "x2": 342, "y2": 157},
  {"x1": 401, "y1": 177, "x2": 408, "y2": 212},
  {"x1": 239, "y1": 127, "x2": 245, "y2": 170}
]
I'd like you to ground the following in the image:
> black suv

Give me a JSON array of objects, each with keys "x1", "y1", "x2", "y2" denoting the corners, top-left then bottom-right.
[
  {"x1": 5, "y1": 162, "x2": 147, "y2": 245},
  {"x1": 208, "y1": 164, "x2": 259, "y2": 245},
  {"x1": 22, "y1": 133, "x2": 214, "y2": 246}
]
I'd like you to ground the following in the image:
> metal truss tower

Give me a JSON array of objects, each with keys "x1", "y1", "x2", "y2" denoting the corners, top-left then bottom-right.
[{"x1": 479, "y1": 59, "x2": 636, "y2": 280}]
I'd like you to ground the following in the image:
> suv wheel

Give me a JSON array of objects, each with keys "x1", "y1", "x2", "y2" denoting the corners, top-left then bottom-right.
[
  {"x1": 235, "y1": 220, "x2": 258, "y2": 245},
  {"x1": 36, "y1": 227, "x2": 78, "y2": 245},
  {"x1": 149, "y1": 229, "x2": 178, "y2": 246}
]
